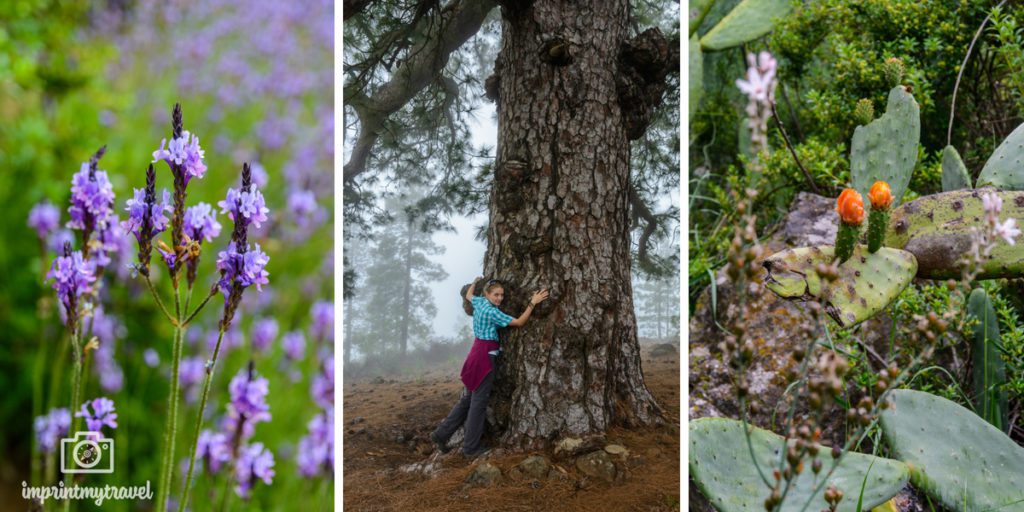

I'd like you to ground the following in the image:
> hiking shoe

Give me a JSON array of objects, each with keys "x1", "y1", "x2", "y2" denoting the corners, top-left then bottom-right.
[
  {"x1": 430, "y1": 432, "x2": 451, "y2": 454},
  {"x1": 462, "y1": 446, "x2": 490, "y2": 459}
]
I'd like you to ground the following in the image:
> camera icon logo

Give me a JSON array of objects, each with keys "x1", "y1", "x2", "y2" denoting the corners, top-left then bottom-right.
[{"x1": 60, "y1": 432, "x2": 114, "y2": 474}]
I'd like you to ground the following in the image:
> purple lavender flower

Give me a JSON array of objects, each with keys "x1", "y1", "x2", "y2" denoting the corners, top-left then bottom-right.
[
  {"x1": 158, "y1": 246, "x2": 180, "y2": 273},
  {"x1": 196, "y1": 430, "x2": 231, "y2": 474},
  {"x1": 215, "y1": 242, "x2": 270, "y2": 297},
  {"x1": 28, "y1": 201, "x2": 61, "y2": 241},
  {"x1": 75, "y1": 397, "x2": 118, "y2": 438},
  {"x1": 296, "y1": 410, "x2": 333, "y2": 477},
  {"x1": 251, "y1": 318, "x2": 278, "y2": 352},
  {"x1": 144, "y1": 348, "x2": 160, "y2": 368},
  {"x1": 310, "y1": 358, "x2": 333, "y2": 410},
  {"x1": 152, "y1": 131, "x2": 207, "y2": 183},
  {"x1": 228, "y1": 367, "x2": 270, "y2": 419},
  {"x1": 310, "y1": 301, "x2": 333, "y2": 342},
  {"x1": 67, "y1": 163, "x2": 116, "y2": 231},
  {"x1": 123, "y1": 188, "x2": 172, "y2": 241},
  {"x1": 234, "y1": 442, "x2": 275, "y2": 499},
  {"x1": 47, "y1": 250, "x2": 97, "y2": 313},
  {"x1": 34, "y1": 408, "x2": 71, "y2": 454},
  {"x1": 183, "y1": 202, "x2": 222, "y2": 243},
  {"x1": 287, "y1": 189, "x2": 324, "y2": 228},
  {"x1": 218, "y1": 185, "x2": 269, "y2": 229},
  {"x1": 281, "y1": 331, "x2": 306, "y2": 361}
]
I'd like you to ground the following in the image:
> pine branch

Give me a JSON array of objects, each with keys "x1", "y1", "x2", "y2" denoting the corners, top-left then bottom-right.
[{"x1": 343, "y1": 0, "x2": 496, "y2": 184}]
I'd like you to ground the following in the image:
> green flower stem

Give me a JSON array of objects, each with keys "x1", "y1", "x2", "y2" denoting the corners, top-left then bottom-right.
[
  {"x1": 62, "y1": 328, "x2": 83, "y2": 512},
  {"x1": 178, "y1": 327, "x2": 227, "y2": 512},
  {"x1": 835, "y1": 223, "x2": 859, "y2": 263},
  {"x1": 868, "y1": 208, "x2": 889, "y2": 253},
  {"x1": 183, "y1": 289, "x2": 217, "y2": 327},
  {"x1": 157, "y1": 288, "x2": 185, "y2": 512}
]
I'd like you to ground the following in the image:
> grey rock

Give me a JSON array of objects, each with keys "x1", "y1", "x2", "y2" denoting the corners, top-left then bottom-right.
[
  {"x1": 575, "y1": 450, "x2": 617, "y2": 482},
  {"x1": 464, "y1": 463, "x2": 502, "y2": 487},
  {"x1": 517, "y1": 455, "x2": 550, "y2": 479},
  {"x1": 603, "y1": 444, "x2": 628, "y2": 456}
]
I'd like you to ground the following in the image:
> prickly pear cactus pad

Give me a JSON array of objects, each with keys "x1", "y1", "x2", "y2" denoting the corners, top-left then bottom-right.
[
  {"x1": 850, "y1": 86, "x2": 920, "y2": 207},
  {"x1": 698, "y1": 0, "x2": 792, "y2": 51},
  {"x1": 762, "y1": 245, "x2": 917, "y2": 328},
  {"x1": 690, "y1": 417, "x2": 909, "y2": 512},
  {"x1": 884, "y1": 189, "x2": 1024, "y2": 279},
  {"x1": 879, "y1": 389, "x2": 1024, "y2": 512},
  {"x1": 976, "y1": 122, "x2": 1024, "y2": 190},
  {"x1": 941, "y1": 145, "x2": 972, "y2": 192}
]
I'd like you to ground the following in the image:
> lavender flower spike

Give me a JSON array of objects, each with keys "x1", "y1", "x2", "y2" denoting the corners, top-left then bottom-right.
[
  {"x1": 28, "y1": 201, "x2": 61, "y2": 241},
  {"x1": 228, "y1": 365, "x2": 271, "y2": 419},
  {"x1": 67, "y1": 146, "x2": 115, "y2": 235},
  {"x1": 234, "y1": 442, "x2": 275, "y2": 499},
  {"x1": 250, "y1": 318, "x2": 278, "y2": 353},
  {"x1": 75, "y1": 397, "x2": 118, "y2": 438},
  {"x1": 34, "y1": 408, "x2": 71, "y2": 454},
  {"x1": 153, "y1": 131, "x2": 207, "y2": 185},
  {"x1": 310, "y1": 301, "x2": 333, "y2": 342},
  {"x1": 218, "y1": 185, "x2": 269, "y2": 229},
  {"x1": 47, "y1": 243, "x2": 97, "y2": 327},
  {"x1": 216, "y1": 242, "x2": 270, "y2": 298},
  {"x1": 296, "y1": 410, "x2": 333, "y2": 477}
]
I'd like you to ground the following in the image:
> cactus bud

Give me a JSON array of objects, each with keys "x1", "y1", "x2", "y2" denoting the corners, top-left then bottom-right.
[
  {"x1": 866, "y1": 181, "x2": 892, "y2": 253},
  {"x1": 854, "y1": 98, "x2": 874, "y2": 125},
  {"x1": 835, "y1": 188, "x2": 864, "y2": 262},
  {"x1": 883, "y1": 57, "x2": 905, "y2": 87}
]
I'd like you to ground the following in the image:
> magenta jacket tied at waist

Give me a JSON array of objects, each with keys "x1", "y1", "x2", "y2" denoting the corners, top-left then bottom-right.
[{"x1": 460, "y1": 338, "x2": 500, "y2": 391}]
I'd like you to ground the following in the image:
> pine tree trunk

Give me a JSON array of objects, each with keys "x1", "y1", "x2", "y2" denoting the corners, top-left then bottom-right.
[
  {"x1": 485, "y1": 0, "x2": 664, "y2": 450},
  {"x1": 400, "y1": 218, "x2": 413, "y2": 356}
]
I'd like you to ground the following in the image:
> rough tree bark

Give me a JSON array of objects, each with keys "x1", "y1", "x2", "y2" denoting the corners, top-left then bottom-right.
[{"x1": 483, "y1": 0, "x2": 672, "y2": 449}]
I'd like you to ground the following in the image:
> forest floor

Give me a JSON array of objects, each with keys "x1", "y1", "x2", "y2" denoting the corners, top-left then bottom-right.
[{"x1": 342, "y1": 340, "x2": 681, "y2": 512}]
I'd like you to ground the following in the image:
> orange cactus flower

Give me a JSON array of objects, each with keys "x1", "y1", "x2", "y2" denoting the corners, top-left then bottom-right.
[
  {"x1": 836, "y1": 188, "x2": 864, "y2": 225},
  {"x1": 868, "y1": 181, "x2": 894, "y2": 210}
]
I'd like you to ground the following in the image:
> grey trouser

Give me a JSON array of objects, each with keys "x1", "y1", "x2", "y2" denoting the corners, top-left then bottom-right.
[{"x1": 433, "y1": 355, "x2": 495, "y2": 455}]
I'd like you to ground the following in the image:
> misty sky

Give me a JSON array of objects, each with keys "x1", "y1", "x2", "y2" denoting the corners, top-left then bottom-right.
[{"x1": 426, "y1": 106, "x2": 495, "y2": 337}]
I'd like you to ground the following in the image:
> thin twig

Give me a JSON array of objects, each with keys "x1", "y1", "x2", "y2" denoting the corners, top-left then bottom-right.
[
  {"x1": 948, "y1": 0, "x2": 1007, "y2": 147},
  {"x1": 145, "y1": 274, "x2": 177, "y2": 326},
  {"x1": 183, "y1": 289, "x2": 218, "y2": 327},
  {"x1": 771, "y1": 102, "x2": 821, "y2": 194}
]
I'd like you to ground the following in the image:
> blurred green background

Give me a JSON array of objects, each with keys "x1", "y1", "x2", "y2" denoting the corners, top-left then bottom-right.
[{"x1": 0, "y1": 1, "x2": 334, "y2": 510}]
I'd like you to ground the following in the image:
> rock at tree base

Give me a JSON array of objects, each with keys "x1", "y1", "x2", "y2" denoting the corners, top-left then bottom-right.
[
  {"x1": 517, "y1": 455, "x2": 550, "y2": 479},
  {"x1": 603, "y1": 444, "x2": 629, "y2": 456},
  {"x1": 464, "y1": 463, "x2": 502, "y2": 487},
  {"x1": 575, "y1": 450, "x2": 617, "y2": 482},
  {"x1": 553, "y1": 435, "x2": 605, "y2": 459}
]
